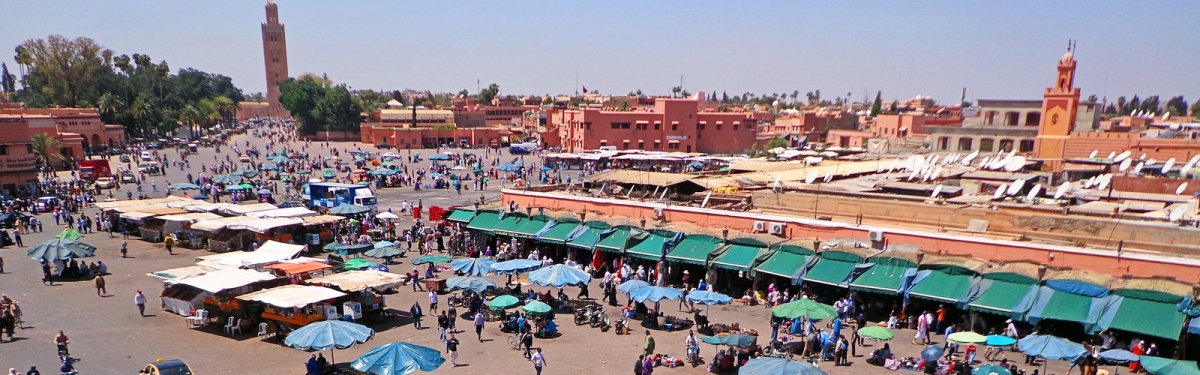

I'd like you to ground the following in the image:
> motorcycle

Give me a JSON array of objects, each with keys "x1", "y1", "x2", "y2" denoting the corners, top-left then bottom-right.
[
  {"x1": 573, "y1": 305, "x2": 594, "y2": 326},
  {"x1": 762, "y1": 340, "x2": 794, "y2": 359}
]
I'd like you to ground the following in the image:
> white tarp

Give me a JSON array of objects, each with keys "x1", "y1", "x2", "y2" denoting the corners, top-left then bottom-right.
[
  {"x1": 157, "y1": 212, "x2": 222, "y2": 223},
  {"x1": 195, "y1": 240, "x2": 305, "y2": 268},
  {"x1": 236, "y1": 284, "x2": 346, "y2": 308},
  {"x1": 167, "y1": 268, "x2": 276, "y2": 293},
  {"x1": 306, "y1": 270, "x2": 407, "y2": 292},
  {"x1": 147, "y1": 265, "x2": 221, "y2": 281},
  {"x1": 227, "y1": 217, "x2": 304, "y2": 233},
  {"x1": 219, "y1": 203, "x2": 278, "y2": 216},
  {"x1": 191, "y1": 216, "x2": 258, "y2": 233},
  {"x1": 95, "y1": 196, "x2": 191, "y2": 210},
  {"x1": 246, "y1": 207, "x2": 318, "y2": 219},
  {"x1": 302, "y1": 215, "x2": 347, "y2": 226},
  {"x1": 167, "y1": 201, "x2": 236, "y2": 212}
]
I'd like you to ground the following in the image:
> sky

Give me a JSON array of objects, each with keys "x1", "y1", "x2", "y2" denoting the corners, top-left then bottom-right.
[{"x1": 3, "y1": 0, "x2": 1198, "y2": 105}]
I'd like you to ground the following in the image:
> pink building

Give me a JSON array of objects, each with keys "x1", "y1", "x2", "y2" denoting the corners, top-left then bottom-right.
[
  {"x1": 871, "y1": 113, "x2": 962, "y2": 138},
  {"x1": 550, "y1": 98, "x2": 759, "y2": 154}
]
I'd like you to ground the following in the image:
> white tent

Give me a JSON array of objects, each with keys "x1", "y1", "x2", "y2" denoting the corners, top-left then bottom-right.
[
  {"x1": 246, "y1": 207, "x2": 318, "y2": 219},
  {"x1": 307, "y1": 270, "x2": 407, "y2": 292},
  {"x1": 219, "y1": 203, "x2": 278, "y2": 216},
  {"x1": 195, "y1": 240, "x2": 306, "y2": 268},
  {"x1": 191, "y1": 216, "x2": 258, "y2": 232},
  {"x1": 237, "y1": 285, "x2": 346, "y2": 308},
  {"x1": 167, "y1": 268, "x2": 277, "y2": 293},
  {"x1": 227, "y1": 217, "x2": 304, "y2": 233},
  {"x1": 147, "y1": 264, "x2": 224, "y2": 281}
]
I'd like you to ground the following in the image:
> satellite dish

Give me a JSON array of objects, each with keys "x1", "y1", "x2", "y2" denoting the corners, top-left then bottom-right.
[
  {"x1": 931, "y1": 184, "x2": 943, "y2": 198},
  {"x1": 1133, "y1": 162, "x2": 1145, "y2": 175},
  {"x1": 1007, "y1": 179, "x2": 1025, "y2": 195},
  {"x1": 962, "y1": 150, "x2": 979, "y2": 165},
  {"x1": 1190, "y1": 155, "x2": 1200, "y2": 165},
  {"x1": 804, "y1": 168, "x2": 818, "y2": 184},
  {"x1": 1007, "y1": 149, "x2": 1017, "y2": 160},
  {"x1": 1026, "y1": 184, "x2": 1042, "y2": 201},
  {"x1": 1162, "y1": 158, "x2": 1176, "y2": 174},
  {"x1": 931, "y1": 166, "x2": 943, "y2": 180},
  {"x1": 1169, "y1": 206, "x2": 1187, "y2": 222},
  {"x1": 1097, "y1": 174, "x2": 1111, "y2": 190},
  {"x1": 978, "y1": 156, "x2": 990, "y2": 168},
  {"x1": 993, "y1": 184, "x2": 1007, "y2": 200},
  {"x1": 989, "y1": 157, "x2": 1007, "y2": 171},
  {"x1": 1146, "y1": 158, "x2": 1157, "y2": 166},
  {"x1": 1181, "y1": 160, "x2": 1196, "y2": 176},
  {"x1": 1113, "y1": 150, "x2": 1131, "y2": 163},
  {"x1": 1084, "y1": 176, "x2": 1096, "y2": 189},
  {"x1": 1053, "y1": 182, "x2": 1070, "y2": 199},
  {"x1": 1139, "y1": 153, "x2": 1147, "y2": 161},
  {"x1": 1177, "y1": 182, "x2": 1189, "y2": 195},
  {"x1": 1163, "y1": 112, "x2": 1171, "y2": 121},
  {"x1": 1118, "y1": 158, "x2": 1133, "y2": 172},
  {"x1": 1170, "y1": 123, "x2": 1181, "y2": 130},
  {"x1": 1089, "y1": 150, "x2": 1098, "y2": 159},
  {"x1": 929, "y1": 154, "x2": 941, "y2": 166},
  {"x1": 888, "y1": 158, "x2": 901, "y2": 173},
  {"x1": 823, "y1": 171, "x2": 834, "y2": 183},
  {"x1": 907, "y1": 170, "x2": 920, "y2": 181},
  {"x1": 1004, "y1": 156, "x2": 1027, "y2": 172},
  {"x1": 1106, "y1": 151, "x2": 1116, "y2": 160}
]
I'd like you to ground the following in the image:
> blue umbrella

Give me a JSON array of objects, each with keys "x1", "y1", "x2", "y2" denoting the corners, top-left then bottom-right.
[
  {"x1": 618, "y1": 280, "x2": 650, "y2": 294},
  {"x1": 973, "y1": 364, "x2": 1013, "y2": 375},
  {"x1": 238, "y1": 169, "x2": 259, "y2": 179},
  {"x1": 191, "y1": 194, "x2": 209, "y2": 200},
  {"x1": 375, "y1": 241, "x2": 395, "y2": 249},
  {"x1": 429, "y1": 173, "x2": 443, "y2": 179},
  {"x1": 267, "y1": 155, "x2": 290, "y2": 163},
  {"x1": 527, "y1": 264, "x2": 592, "y2": 287},
  {"x1": 921, "y1": 345, "x2": 946, "y2": 361},
  {"x1": 1098, "y1": 349, "x2": 1140, "y2": 363},
  {"x1": 369, "y1": 168, "x2": 397, "y2": 176},
  {"x1": 540, "y1": 166, "x2": 552, "y2": 171},
  {"x1": 490, "y1": 259, "x2": 543, "y2": 275},
  {"x1": 351, "y1": 342, "x2": 445, "y2": 375},
  {"x1": 260, "y1": 165, "x2": 279, "y2": 171},
  {"x1": 497, "y1": 164, "x2": 521, "y2": 172},
  {"x1": 330, "y1": 204, "x2": 371, "y2": 215},
  {"x1": 686, "y1": 290, "x2": 733, "y2": 305},
  {"x1": 449, "y1": 258, "x2": 496, "y2": 276},
  {"x1": 364, "y1": 246, "x2": 405, "y2": 259},
  {"x1": 986, "y1": 335, "x2": 1018, "y2": 347},
  {"x1": 225, "y1": 185, "x2": 247, "y2": 191},
  {"x1": 285, "y1": 320, "x2": 375, "y2": 363},
  {"x1": 168, "y1": 182, "x2": 201, "y2": 190},
  {"x1": 446, "y1": 276, "x2": 497, "y2": 293},
  {"x1": 701, "y1": 332, "x2": 757, "y2": 348},
  {"x1": 630, "y1": 286, "x2": 684, "y2": 303},
  {"x1": 738, "y1": 357, "x2": 827, "y2": 375},
  {"x1": 212, "y1": 174, "x2": 242, "y2": 184},
  {"x1": 428, "y1": 154, "x2": 451, "y2": 161},
  {"x1": 27, "y1": 239, "x2": 96, "y2": 262},
  {"x1": 1018, "y1": 334, "x2": 1087, "y2": 362}
]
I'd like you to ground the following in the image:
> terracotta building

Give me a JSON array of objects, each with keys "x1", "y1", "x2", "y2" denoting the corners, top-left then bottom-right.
[
  {"x1": 239, "y1": 1, "x2": 290, "y2": 119},
  {"x1": 550, "y1": 98, "x2": 759, "y2": 154},
  {"x1": 0, "y1": 105, "x2": 126, "y2": 193}
]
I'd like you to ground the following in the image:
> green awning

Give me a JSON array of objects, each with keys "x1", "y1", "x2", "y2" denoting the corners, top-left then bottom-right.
[
  {"x1": 567, "y1": 224, "x2": 608, "y2": 250},
  {"x1": 969, "y1": 280, "x2": 1036, "y2": 315},
  {"x1": 755, "y1": 251, "x2": 809, "y2": 278},
  {"x1": 594, "y1": 227, "x2": 633, "y2": 253},
  {"x1": 626, "y1": 230, "x2": 675, "y2": 261},
  {"x1": 537, "y1": 222, "x2": 579, "y2": 245},
  {"x1": 512, "y1": 215, "x2": 552, "y2": 238},
  {"x1": 712, "y1": 244, "x2": 767, "y2": 272},
  {"x1": 491, "y1": 213, "x2": 529, "y2": 237},
  {"x1": 849, "y1": 264, "x2": 911, "y2": 295},
  {"x1": 1035, "y1": 290, "x2": 1094, "y2": 323},
  {"x1": 908, "y1": 271, "x2": 975, "y2": 303},
  {"x1": 1106, "y1": 297, "x2": 1186, "y2": 341},
  {"x1": 803, "y1": 259, "x2": 858, "y2": 286},
  {"x1": 445, "y1": 209, "x2": 476, "y2": 223},
  {"x1": 465, "y1": 211, "x2": 501, "y2": 233},
  {"x1": 666, "y1": 235, "x2": 723, "y2": 265}
]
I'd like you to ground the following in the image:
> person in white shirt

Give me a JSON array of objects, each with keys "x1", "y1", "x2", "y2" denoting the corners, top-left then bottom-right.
[
  {"x1": 428, "y1": 291, "x2": 438, "y2": 312},
  {"x1": 531, "y1": 348, "x2": 546, "y2": 375}
]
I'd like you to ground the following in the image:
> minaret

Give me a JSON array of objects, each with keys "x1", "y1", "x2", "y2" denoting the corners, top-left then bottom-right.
[
  {"x1": 1035, "y1": 40, "x2": 1081, "y2": 170},
  {"x1": 262, "y1": 1, "x2": 289, "y2": 114}
]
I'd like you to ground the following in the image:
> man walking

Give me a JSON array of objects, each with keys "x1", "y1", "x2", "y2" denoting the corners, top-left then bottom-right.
[
  {"x1": 447, "y1": 305, "x2": 458, "y2": 332},
  {"x1": 531, "y1": 348, "x2": 546, "y2": 375},
  {"x1": 164, "y1": 235, "x2": 175, "y2": 255},
  {"x1": 643, "y1": 330, "x2": 656, "y2": 356},
  {"x1": 437, "y1": 311, "x2": 449, "y2": 342},
  {"x1": 93, "y1": 274, "x2": 106, "y2": 296},
  {"x1": 134, "y1": 290, "x2": 147, "y2": 316},
  {"x1": 12, "y1": 230, "x2": 21, "y2": 247},
  {"x1": 474, "y1": 311, "x2": 486, "y2": 342},
  {"x1": 410, "y1": 302, "x2": 423, "y2": 329},
  {"x1": 41, "y1": 261, "x2": 53, "y2": 286},
  {"x1": 429, "y1": 290, "x2": 438, "y2": 312},
  {"x1": 446, "y1": 333, "x2": 461, "y2": 367}
]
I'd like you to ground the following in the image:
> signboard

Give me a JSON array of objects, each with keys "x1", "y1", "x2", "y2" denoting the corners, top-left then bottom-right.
[
  {"x1": 666, "y1": 135, "x2": 688, "y2": 141},
  {"x1": 0, "y1": 156, "x2": 37, "y2": 172}
]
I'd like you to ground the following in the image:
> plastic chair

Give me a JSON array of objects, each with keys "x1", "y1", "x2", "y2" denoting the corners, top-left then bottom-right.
[
  {"x1": 187, "y1": 310, "x2": 208, "y2": 327},
  {"x1": 231, "y1": 319, "x2": 244, "y2": 335},
  {"x1": 257, "y1": 322, "x2": 269, "y2": 338},
  {"x1": 223, "y1": 316, "x2": 236, "y2": 334}
]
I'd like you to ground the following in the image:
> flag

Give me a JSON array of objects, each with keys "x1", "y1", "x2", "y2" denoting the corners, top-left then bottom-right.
[{"x1": 582, "y1": 86, "x2": 588, "y2": 94}]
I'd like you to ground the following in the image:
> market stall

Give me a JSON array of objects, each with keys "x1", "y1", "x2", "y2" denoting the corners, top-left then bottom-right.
[
  {"x1": 306, "y1": 270, "x2": 406, "y2": 320},
  {"x1": 237, "y1": 284, "x2": 347, "y2": 328},
  {"x1": 196, "y1": 240, "x2": 306, "y2": 269},
  {"x1": 162, "y1": 268, "x2": 278, "y2": 316},
  {"x1": 155, "y1": 212, "x2": 222, "y2": 249}
]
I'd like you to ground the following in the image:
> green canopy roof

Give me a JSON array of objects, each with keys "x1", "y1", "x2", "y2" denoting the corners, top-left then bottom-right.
[
  {"x1": 512, "y1": 215, "x2": 553, "y2": 238},
  {"x1": 908, "y1": 270, "x2": 976, "y2": 303},
  {"x1": 803, "y1": 258, "x2": 859, "y2": 286},
  {"x1": 536, "y1": 221, "x2": 579, "y2": 245},
  {"x1": 1105, "y1": 297, "x2": 1186, "y2": 341},
  {"x1": 465, "y1": 211, "x2": 501, "y2": 233},
  {"x1": 445, "y1": 209, "x2": 476, "y2": 223},
  {"x1": 755, "y1": 250, "x2": 809, "y2": 278},
  {"x1": 491, "y1": 213, "x2": 529, "y2": 237},
  {"x1": 594, "y1": 226, "x2": 634, "y2": 253},
  {"x1": 626, "y1": 230, "x2": 675, "y2": 261},
  {"x1": 566, "y1": 222, "x2": 610, "y2": 249},
  {"x1": 969, "y1": 280, "x2": 1037, "y2": 316},
  {"x1": 849, "y1": 264, "x2": 911, "y2": 295},
  {"x1": 1033, "y1": 289, "x2": 1095, "y2": 323},
  {"x1": 666, "y1": 235, "x2": 723, "y2": 265},
  {"x1": 711, "y1": 244, "x2": 767, "y2": 272}
]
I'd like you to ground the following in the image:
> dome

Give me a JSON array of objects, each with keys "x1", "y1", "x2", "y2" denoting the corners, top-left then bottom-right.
[{"x1": 1061, "y1": 50, "x2": 1074, "y2": 62}]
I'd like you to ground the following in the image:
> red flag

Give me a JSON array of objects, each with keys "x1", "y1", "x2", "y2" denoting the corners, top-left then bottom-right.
[{"x1": 582, "y1": 86, "x2": 588, "y2": 94}]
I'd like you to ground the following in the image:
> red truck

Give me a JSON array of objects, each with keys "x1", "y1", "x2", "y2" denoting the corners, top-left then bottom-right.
[{"x1": 79, "y1": 159, "x2": 113, "y2": 181}]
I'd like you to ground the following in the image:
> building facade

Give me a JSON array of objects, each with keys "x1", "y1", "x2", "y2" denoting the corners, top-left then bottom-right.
[
  {"x1": 250, "y1": 1, "x2": 290, "y2": 118},
  {"x1": 550, "y1": 98, "x2": 759, "y2": 154}
]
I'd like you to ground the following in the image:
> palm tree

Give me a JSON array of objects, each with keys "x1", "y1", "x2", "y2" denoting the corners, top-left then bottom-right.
[
  {"x1": 210, "y1": 96, "x2": 235, "y2": 127},
  {"x1": 30, "y1": 133, "x2": 65, "y2": 171},
  {"x1": 178, "y1": 105, "x2": 201, "y2": 139},
  {"x1": 129, "y1": 96, "x2": 151, "y2": 137},
  {"x1": 97, "y1": 93, "x2": 124, "y2": 121}
]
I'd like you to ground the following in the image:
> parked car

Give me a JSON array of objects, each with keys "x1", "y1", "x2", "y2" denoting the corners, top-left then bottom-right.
[
  {"x1": 119, "y1": 155, "x2": 131, "y2": 163},
  {"x1": 140, "y1": 151, "x2": 154, "y2": 161},
  {"x1": 239, "y1": 155, "x2": 251, "y2": 163},
  {"x1": 139, "y1": 359, "x2": 194, "y2": 375},
  {"x1": 377, "y1": 142, "x2": 394, "y2": 149},
  {"x1": 95, "y1": 177, "x2": 117, "y2": 189},
  {"x1": 35, "y1": 196, "x2": 60, "y2": 212},
  {"x1": 121, "y1": 171, "x2": 136, "y2": 183},
  {"x1": 0, "y1": 212, "x2": 29, "y2": 229}
]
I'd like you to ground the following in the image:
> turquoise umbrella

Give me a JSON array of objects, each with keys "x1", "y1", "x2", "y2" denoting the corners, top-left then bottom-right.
[
  {"x1": 630, "y1": 286, "x2": 684, "y2": 303},
  {"x1": 701, "y1": 332, "x2": 757, "y2": 348},
  {"x1": 527, "y1": 264, "x2": 591, "y2": 287},
  {"x1": 267, "y1": 155, "x2": 290, "y2": 163},
  {"x1": 1139, "y1": 356, "x2": 1200, "y2": 375},
  {"x1": 330, "y1": 204, "x2": 371, "y2": 215},
  {"x1": 618, "y1": 280, "x2": 650, "y2": 294},
  {"x1": 490, "y1": 259, "x2": 543, "y2": 275},
  {"x1": 738, "y1": 357, "x2": 827, "y2": 375},
  {"x1": 27, "y1": 238, "x2": 96, "y2": 262},
  {"x1": 212, "y1": 174, "x2": 242, "y2": 184},
  {"x1": 260, "y1": 165, "x2": 279, "y2": 171},
  {"x1": 522, "y1": 300, "x2": 552, "y2": 315},
  {"x1": 168, "y1": 182, "x2": 201, "y2": 190},
  {"x1": 364, "y1": 246, "x2": 405, "y2": 259},
  {"x1": 285, "y1": 320, "x2": 375, "y2": 363},
  {"x1": 489, "y1": 295, "x2": 520, "y2": 310},
  {"x1": 351, "y1": 342, "x2": 445, "y2": 375},
  {"x1": 686, "y1": 290, "x2": 732, "y2": 305},
  {"x1": 411, "y1": 255, "x2": 452, "y2": 265},
  {"x1": 323, "y1": 169, "x2": 336, "y2": 178},
  {"x1": 973, "y1": 364, "x2": 1013, "y2": 375},
  {"x1": 297, "y1": 170, "x2": 312, "y2": 175},
  {"x1": 449, "y1": 258, "x2": 496, "y2": 276}
]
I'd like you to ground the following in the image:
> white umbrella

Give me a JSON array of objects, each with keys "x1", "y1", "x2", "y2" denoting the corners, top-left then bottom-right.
[{"x1": 376, "y1": 212, "x2": 400, "y2": 220}]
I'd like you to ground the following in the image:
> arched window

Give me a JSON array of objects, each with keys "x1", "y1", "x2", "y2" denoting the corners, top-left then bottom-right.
[{"x1": 1051, "y1": 114, "x2": 1059, "y2": 125}]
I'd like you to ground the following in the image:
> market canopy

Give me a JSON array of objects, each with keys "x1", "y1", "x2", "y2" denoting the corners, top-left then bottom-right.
[
  {"x1": 247, "y1": 207, "x2": 318, "y2": 219},
  {"x1": 802, "y1": 251, "x2": 863, "y2": 287},
  {"x1": 167, "y1": 268, "x2": 277, "y2": 293},
  {"x1": 27, "y1": 238, "x2": 96, "y2": 262},
  {"x1": 444, "y1": 209, "x2": 476, "y2": 223},
  {"x1": 227, "y1": 217, "x2": 305, "y2": 233},
  {"x1": 625, "y1": 229, "x2": 677, "y2": 261},
  {"x1": 196, "y1": 240, "x2": 305, "y2": 268},
  {"x1": 593, "y1": 226, "x2": 636, "y2": 253},
  {"x1": 907, "y1": 266, "x2": 979, "y2": 305},
  {"x1": 1021, "y1": 279, "x2": 1111, "y2": 327},
  {"x1": 754, "y1": 250, "x2": 809, "y2": 279},
  {"x1": 1139, "y1": 356, "x2": 1200, "y2": 375},
  {"x1": 238, "y1": 284, "x2": 346, "y2": 308},
  {"x1": 121, "y1": 208, "x2": 188, "y2": 220},
  {"x1": 155, "y1": 212, "x2": 222, "y2": 223},
  {"x1": 566, "y1": 221, "x2": 611, "y2": 249},
  {"x1": 264, "y1": 260, "x2": 333, "y2": 275},
  {"x1": 969, "y1": 273, "x2": 1039, "y2": 316},
  {"x1": 303, "y1": 215, "x2": 348, "y2": 226},
  {"x1": 709, "y1": 238, "x2": 770, "y2": 272},
  {"x1": 849, "y1": 258, "x2": 917, "y2": 295},
  {"x1": 1099, "y1": 294, "x2": 1187, "y2": 341},
  {"x1": 148, "y1": 265, "x2": 222, "y2": 281},
  {"x1": 191, "y1": 216, "x2": 258, "y2": 232},
  {"x1": 307, "y1": 270, "x2": 407, "y2": 292},
  {"x1": 535, "y1": 220, "x2": 580, "y2": 245},
  {"x1": 465, "y1": 210, "x2": 502, "y2": 233},
  {"x1": 219, "y1": 203, "x2": 278, "y2": 216},
  {"x1": 666, "y1": 235, "x2": 724, "y2": 265}
]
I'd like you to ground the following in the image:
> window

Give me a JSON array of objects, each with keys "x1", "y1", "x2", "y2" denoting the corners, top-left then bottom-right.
[
  {"x1": 622, "y1": 141, "x2": 630, "y2": 149},
  {"x1": 637, "y1": 140, "x2": 644, "y2": 149},
  {"x1": 958, "y1": 138, "x2": 973, "y2": 151},
  {"x1": 654, "y1": 124, "x2": 660, "y2": 130},
  {"x1": 999, "y1": 139, "x2": 1014, "y2": 152},
  {"x1": 600, "y1": 140, "x2": 608, "y2": 147},
  {"x1": 0, "y1": 145, "x2": 7, "y2": 155},
  {"x1": 1019, "y1": 140, "x2": 1035, "y2": 152},
  {"x1": 653, "y1": 140, "x2": 661, "y2": 150},
  {"x1": 698, "y1": 124, "x2": 706, "y2": 130},
  {"x1": 635, "y1": 123, "x2": 647, "y2": 130},
  {"x1": 671, "y1": 124, "x2": 678, "y2": 131},
  {"x1": 980, "y1": 138, "x2": 994, "y2": 152},
  {"x1": 733, "y1": 124, "x2": 739, "y2": 130},
  {"x1": 716, "y1": 125, "x2": 723, "y2": 131},
  {"x1": 668, "y1": 142, "x2": 680, "y2": 150},
  {"x1": 26, "y1": 144, "x2": 33, "y2": 154},
  {"x1": 610, "y1": 122, "x2": 630, "y2": 129}
]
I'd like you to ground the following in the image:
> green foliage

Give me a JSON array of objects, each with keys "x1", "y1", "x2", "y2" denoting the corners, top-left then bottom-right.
[
  {"x1": 355, "y1": 89, "x2": 390, "y2": 114},
  {"x1": 278, "y1": 76, "x2": 363, "y2": 135},
  {"x1": 431, "y1": 125, "x2": 456, "y2": 130},
  {"x1": 1191, "y1": 99, "x2": 1200, "y2": 117},
  {"x1": 870, "y1": 91, "x2": 882, "y2": 117},
  {"x1": 315, "y1": 85, "x2": 363, "y2": 132},
  {"x1": 30, "y1": 133, "x2": 64, "y2": 168},
  {"x1": 478, "y1": 83, "x2": 500, "y2": 104},
  {"x1": 541, "y1": 96, "x2": 553, "y2": 105},
  {"x1": 615, "y1": 101, "x2": 631, "y2": 111},
  {"x1": 765, "y1": 137, "x2": 789, "y2": 149},
  {"x1": 1165, "y1": 96, "x2": 1188, "y2": 116},
  {"x1": 279, "y1": 75, "x2": 329, "y2": 135}
]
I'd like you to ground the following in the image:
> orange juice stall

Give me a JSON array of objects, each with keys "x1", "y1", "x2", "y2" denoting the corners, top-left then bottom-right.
[
  {"x1": 236, "y1": 284, "x2": 347, "y2": 329},
  {"x1": 306, "y1": 270, "x2": 407, "y2": 320}
]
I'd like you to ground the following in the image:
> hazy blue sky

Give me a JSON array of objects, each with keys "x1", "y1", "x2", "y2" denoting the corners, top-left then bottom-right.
[{"x1": 3, "y1": 0, "x2": 1197, "y2": 104}]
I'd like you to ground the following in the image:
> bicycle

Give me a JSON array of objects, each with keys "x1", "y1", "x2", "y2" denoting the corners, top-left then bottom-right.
[{"x1": 508, "y1": 333, "x2": 523, "y2": 351}]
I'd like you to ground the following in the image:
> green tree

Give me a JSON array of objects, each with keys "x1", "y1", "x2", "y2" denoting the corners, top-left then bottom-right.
[
  {"x1": 30, "y1": 133, "x2": 64, "y2": 170},
  {"x1": 0, "y1": 63, "x2": 14, "y2": 93},
  {"x1": 315, "y1": 85, "x2": 364, "y2": 132},
  {"x1": 541, "y1": 96, "x2": 553, "y2": 105},
  {"x1": 1116, "y1": 96, "x2": 1127, "y2": 115},
  {"x1": 96, "y1": 92, "x2": 123, "y2": 121},
  {"x1": 14, "y1": 35, "x2": 112, "y2": 107},
  {"x1": 278, "y1": 76, "x2": 328, "y2": 135},
  {"x1": 1139, "y1": 95, "x2": 1160, "y2": 114},
  {"x1": 1086, "y1": 95, "x2": 1098, "y2": 103},
  {"x1": 478, "y1": 83, "x2": 500, "y2": 103},
  {"x1": 766, "y1": 137, "x2": 789, "y2": 149},
  {"x1": 870, "y1": 91, "x2": 882, "y2": 116},
  {"x1": 616, "y1": 101, "x2": 631, "y2": 111},
  {"x1": 1191, "y1": 99, "x2": 1200, "y2": 117},
  {"x1": 355, "y1": 89, "x2": 389, "y2": 114},
  {"x1": 1165, "y1": 96, "x2": 1188, "y2": 116}
]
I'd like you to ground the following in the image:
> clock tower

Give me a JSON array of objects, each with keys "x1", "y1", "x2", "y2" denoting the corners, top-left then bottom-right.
[{"x1": 1035, "y1": 40, "x2": 1081, "y2": 169}]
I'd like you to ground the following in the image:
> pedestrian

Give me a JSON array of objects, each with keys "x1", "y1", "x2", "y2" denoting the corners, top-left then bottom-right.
[
  {"x1": 0, "y1": 256, "x2": 4, "y2": 273},
  {"x1": 446, "y1": 333, "x2": 461, "y2": 367},
  {"x1": 93, "y1": 274, "x2": 106, "y2": 296},
  {"x1": 12, "y1": 230, "x2": 21, "y2": 247},
  {"x1": 447, "y1": 305, "x2": 458, "y2": 332},
  {"x1": 634, "y1": 355, "x2": 645, "y2": 375},
  {"x1": 643, "y1": 354, "x2": 654, "y2": 375},
  {"x1": 410, "y1": 302, "x2": 423, "y2": 329},
  {"x1": 643, "y1": 330, "x2": 656, "y2": 356},
  {"x1": 438, "y1": 311, "x2": 449, "y2": 342},
  {"x1": 41, "y1": 261, "x2": 53, "y2": 286},
  {"x1": 531, "y1": 348, "x2": 546, "y2": 375},
  {"x1": 164, "y1": 235, "x2": 175, "y2": 255},
  {"x1": 473, "y1": 311, "x2": 485, "y2": 342},
  {"x1": 121, "y1": 240, "x2": 128, "y2": 258},
  {"x1": 134, "y1": 289, "x2": 147, "y2": 316},
  {"x1": 429, "y1": 290, "x2": 438, "y2": 312}
]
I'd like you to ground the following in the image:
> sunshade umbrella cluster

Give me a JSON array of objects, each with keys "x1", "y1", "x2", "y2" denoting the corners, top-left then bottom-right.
[
  {"x1": 527, "y1": 264, "x2": 591, "y2": 287},
  {"x1": 738, "y1": 357, "x2": 827, "y2": 375},
  {"x1": 686, "y1": 290, "x2": 732, "y2": 305},
  {"x1": 449, "y1": 258, "x2": 496, "y2": 277},
  {"x1": 411, "y1": 255, "x2": 452, "y2": 265},
  {"x1": 351, "y1": 342, "x2": 445, "y2": 375},
  {"x1": 27, "y1": 238, "x2": 96, "y2": 262},
  {"x1": 1017, "y1": 334, "x2": 1087, "y2": 362},
  {"x1": 770, "y1": 299, "x2": 836, "y2": 320},
  {"x1": 490, "y1": 259, "x2": 543, "y2": 275},
  {"x1": 489, "y1": 295, "x2": 520, "y2": 310},
  {"x1": 285, "y1": 320, "x2": 375, "y2": 363},
  {"x1": 168, "y1": 182, "x2": 201, "y2": 190},
  {"x1": 522, "y1": 300, "x2": 552, "y2": 315},
  {"x1": 630, "y1": 286, "x2": 684, "y2": 303},
  {"x1": 446, "y1": 276, "x2": 496, "y2": 293},
  {"x1": 948, "y1": 331, "x2": 988, "y2": 344},
  {"x1": 617, "y1": 280, "x2": 650, "y2": 294},
  {"x1": 701, "y1": 333, "x2": 757, "y2": 348},
  {"x1": 857, "y1": 326, "x2": 894, "y2": 341}
]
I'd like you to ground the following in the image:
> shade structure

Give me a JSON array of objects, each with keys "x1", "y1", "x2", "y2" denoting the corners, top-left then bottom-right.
[
  {"x1": 297, "y1": 169, "x2": 312, "y2": 175},
  {"x1": 921, "y1": 345, "x2": 946, "y2": 361},
  {"x1": 449, "y1": 257, "x2": 496, "y2": 277},
  {"x1": 446, "y1": 276, "x2": 496, "y2": 293},
  {"x1": 411, "y1": 255, "x2": 452, "y2": 265},
  {"x1": 374, "y1": 241, "x2": 395, "y2": 249},
  {"x1": 168, "y1": 182, "x2": 201, "y2": 190},
  {"x1": 497, "y1": 164, "x2": 520, "y2": 172},
  {"x1": 1098, "y1": 349, "x2": 1140, "y2": 363},
  {"x1": 323, "y1": 169, "x2": 336, "y2": 178},
  {"x1": 973, "y1": 364, "x2": 1014, "y2": 375},
  {"x1": 364, "y1": 246, "x2": 406, "y2": 259},
  {"x1": 948, "y1": 331, "x2": 988, "y2": 344},
  {"x1": 428, "y1": 154, "x2": 451, "y2": 161},
  {"x1": 260, "y1": 165, "x2": 279, "y2": 171},
  {"x1": 522, "y1": 300, "x2": 552, "y2": 315},
  {"x1": 738, "y1": 357, "x2": 827, "y2": 375},
  {"x1": 771, "y1": 299, "x2": 836, "y2": 320},
  {"x1": 490, "y1": 259, "x2": 543, "y2": 275},
  {"x1": 686, "y1": 290, "x2": 732, "y2": 305},
  {"x1": 1140, "y1": 356, "x2": 1200, "y2": 375},
  {"x1": 27, "y1": 238, "x2": 96, "y2": 262},
  {"x1": 54, "y1": 229, "x2": 83, "y2": 240},
  {"x1": 1017, "y1": 334, "x2": 1087, "y2": 362},
  {"x1": 858, "y1": 326, "x2": 895, "y2": 341},
  {"x1": 526, "y1": 264, "x2": 591, "y2": 287},
  {"x1": 369, "y1": 168, "x2": 397, "y2": 176},
  {"x1": 342, "y1": 258, "x2": 383, "y2": 271},
  {"x1": 618, "y1": 280, "x2": 651, "y2": 294},
  {"x1": 330, "y1": 204, "x2": 372, "y2": 215},
  {"x1": 986, "y1": 335, "x2": 1017, "y2": 347},
  {"x1": 267, "y1": 155, "x2": 290, "y2": 163},
  {"x1": 285, "y1": 320, "x2": 375, "y2": 351},
  {"x1": 630, "y1": 286, "x2": 684, "y2": 303},
  {"x1": 376, "y1": 212, "x2": 400, "y2": 220},
  {"x1": 225, "y1": 185, "x2": 248, "y2": 191},
  {"x1": 350, "y1": 342, "x2": 445, "y2": 375},
  {"x1": 212, "y1": 174, "x2": 242, "y2": 184},
  {"x1": 489, "y1": 295, "x2": 520, "y2": 310},
  {"x1": 701, "y1": 333, "x2": 757, "y2": 348}
]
